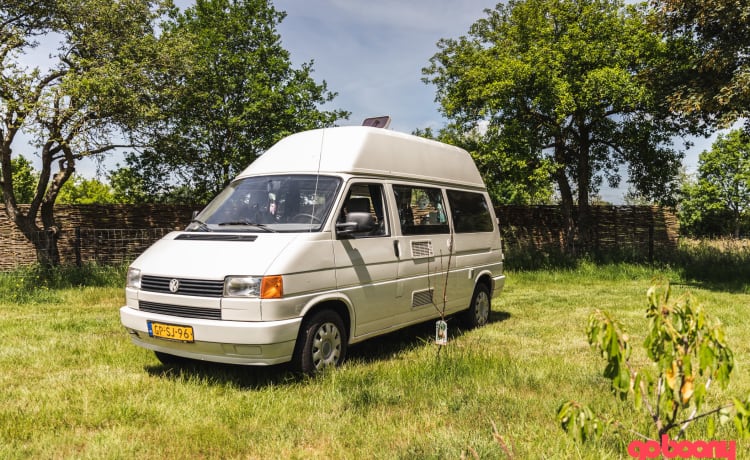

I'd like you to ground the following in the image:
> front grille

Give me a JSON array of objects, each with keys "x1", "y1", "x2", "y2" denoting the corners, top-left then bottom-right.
[
  {"x1": 141, "y1": 275, "x2": 224, "y2": 297},
  {"x1": 139, "y1": 301, "x2": 221, "y2": 320}
]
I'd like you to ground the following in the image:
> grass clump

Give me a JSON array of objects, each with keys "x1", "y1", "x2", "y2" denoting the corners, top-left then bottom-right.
[{"x1": 0, "y1": 263, "x2": 126, "y2": 303}]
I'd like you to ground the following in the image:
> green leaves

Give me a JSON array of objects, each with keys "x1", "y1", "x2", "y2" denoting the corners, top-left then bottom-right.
[
  {"x1": 1, "y1": 0, "x2": 178, "y2": 263},
  {"x1": 560, "y1": 281, "x2": 749, "y2": 443},
  {"x1": 124, "y1": 0, "x2": 348, "y2": 202},
  {"x1": 587, "y1": 309, "x2": 631, "y2": 399},
  {"x1": 651, "y1": 0, "x2": 750, "y2": 125},
  {"x1": 557, "y1": 401, "x2": 605, "y2": 442},
  {"x1": 424, "y1": 0, "x2": 688, "y2": 249},
  {"x1": 679, "y1": 129, "x2": 750, "y2": 237}
]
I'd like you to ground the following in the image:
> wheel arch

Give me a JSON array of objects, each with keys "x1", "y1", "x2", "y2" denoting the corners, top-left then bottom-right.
[
  {"x1": 300, "y1": 296, "x2": 353, "y2": 343},
  {"x1": 474, "y1": 270, "x2": 494, "y2": 297}
]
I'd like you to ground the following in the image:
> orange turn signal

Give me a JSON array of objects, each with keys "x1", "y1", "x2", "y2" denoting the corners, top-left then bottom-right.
[{"x1": 260, "y1": 275, "x2": 283, "y2": 299}]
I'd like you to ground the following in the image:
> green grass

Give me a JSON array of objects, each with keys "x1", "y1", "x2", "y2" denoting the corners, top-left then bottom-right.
[
  {"x1": 1, "y1": 261, "x2": 749, "y2": 458},
  {"x1": 0, "y1": 263, "x2": 127, "y2": 303}
]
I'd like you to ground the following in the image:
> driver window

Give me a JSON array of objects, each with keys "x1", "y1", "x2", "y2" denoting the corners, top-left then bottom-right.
[{"x1": 338, "y1": 183, "x2": 388, "y2": 238}]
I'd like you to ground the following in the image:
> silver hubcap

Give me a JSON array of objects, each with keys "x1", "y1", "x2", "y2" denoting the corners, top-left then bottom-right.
[
  {"x1": 311, "y1": 322, "x2": 342, "y2": 370},
  {"x1": 474, "y1": 291, "x2": 490, "y2": 325}
]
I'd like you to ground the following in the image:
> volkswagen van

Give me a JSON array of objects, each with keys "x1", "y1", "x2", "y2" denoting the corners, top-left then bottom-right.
[{"x1": 120, "y1": 126, "x2": 505, "y2": 373}]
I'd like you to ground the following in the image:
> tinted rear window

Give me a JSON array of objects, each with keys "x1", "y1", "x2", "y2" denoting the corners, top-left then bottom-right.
[{"x1": 446, "y1": 190, "x2": 494, "y2": 233}]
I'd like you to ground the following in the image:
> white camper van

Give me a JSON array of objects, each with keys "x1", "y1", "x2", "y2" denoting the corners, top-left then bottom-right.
[{"x1": 120, "y1": 126, "x2": 505, "y2": 373}]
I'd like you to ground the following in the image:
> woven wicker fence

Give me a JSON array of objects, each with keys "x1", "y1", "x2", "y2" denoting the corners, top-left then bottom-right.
[
  {"x1": 495, "y1": 204, "x2": 680, "y2": 260},
  {"x1": 0, "y1": 204, "x2": 679, "y2": 270},
  {"x1": 0, "y1": 204, "x2": 196, "y2": 270}
]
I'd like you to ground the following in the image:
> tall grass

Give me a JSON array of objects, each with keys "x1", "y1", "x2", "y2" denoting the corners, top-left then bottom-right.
[
  {"x1": 0, "y1": 263, "x2": 126, "y2": 303},
  {"x1": 673, "y1": 238, "x2": 750, "y2": 290},
  {"x1": 506, "y1": 237, "x2": 750, "y2": 291}
]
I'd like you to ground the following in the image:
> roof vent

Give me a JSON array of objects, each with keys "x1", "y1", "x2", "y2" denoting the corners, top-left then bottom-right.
[{"x1": 362, "y1": 116, "x2": 391, "y2": 129}]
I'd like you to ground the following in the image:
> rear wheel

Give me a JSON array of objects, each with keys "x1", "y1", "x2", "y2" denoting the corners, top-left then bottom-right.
[
  {"x1": 293, "y1": 310, "x2": 347, "y2": 374},
  {"x1": 462, "y1": 283, "x2": 491, "y2": 329}
]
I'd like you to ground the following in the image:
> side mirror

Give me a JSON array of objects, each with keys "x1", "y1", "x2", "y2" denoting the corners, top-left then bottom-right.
[
  {"x1": 335, "y1": 212, "x2": 375, "y2": 237},
  {"x1": 335, "y1": 222, "x2": 358, "y2": 237}
]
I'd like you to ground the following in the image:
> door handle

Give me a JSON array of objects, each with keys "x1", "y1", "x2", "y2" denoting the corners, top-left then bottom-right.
[{"x1": 393, "y1": 240, "x2": 400, "y2": 258}]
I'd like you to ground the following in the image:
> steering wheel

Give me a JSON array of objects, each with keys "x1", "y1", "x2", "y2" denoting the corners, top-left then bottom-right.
[{"x1": 290, "y1": 213, "x2": 321, "y2": 224}]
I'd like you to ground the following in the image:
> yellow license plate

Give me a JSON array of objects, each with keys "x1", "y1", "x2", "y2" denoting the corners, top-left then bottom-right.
[{"x1": 148, "y1": 321, "x2": 194, "y2": 342}]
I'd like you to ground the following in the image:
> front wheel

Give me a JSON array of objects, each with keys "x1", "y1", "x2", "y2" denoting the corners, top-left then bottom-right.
[
  {"x1": 462, "y1": 283, "x2": 491, "y2": 329},
  {"x1": 292, "y1": 310, "x2": 347, "y2": 375}
]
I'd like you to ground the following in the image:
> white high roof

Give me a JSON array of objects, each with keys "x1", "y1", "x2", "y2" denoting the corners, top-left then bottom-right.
[{"x1": 238, "y1": 126, "x2": 485, "y2": 189}]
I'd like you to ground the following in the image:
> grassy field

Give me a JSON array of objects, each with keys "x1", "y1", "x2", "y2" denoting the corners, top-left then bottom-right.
[{"x1": 1, "y1": 261, "x2": 749, "y2": 459}]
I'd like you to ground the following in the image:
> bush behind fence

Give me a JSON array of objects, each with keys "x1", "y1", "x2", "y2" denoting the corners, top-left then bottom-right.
[{"x1": 0, "y1": 204, "x2": 679, "y2": 271}]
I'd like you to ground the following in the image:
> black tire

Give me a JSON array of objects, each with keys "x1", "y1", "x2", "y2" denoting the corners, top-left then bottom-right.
[
  {"x1": 292, "y1": 310, "x2": 347, "y2": 375},
  {"x1": 462, "y1": 283, "x2": 491, "y2": 329}
]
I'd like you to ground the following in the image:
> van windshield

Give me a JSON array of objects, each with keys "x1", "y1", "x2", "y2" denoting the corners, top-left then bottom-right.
[{"x1": 186, "y1": 175, "x2": 342, "y2": 233}]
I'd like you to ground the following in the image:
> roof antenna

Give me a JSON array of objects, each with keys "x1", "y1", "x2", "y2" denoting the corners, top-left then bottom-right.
[{"x1": 362, "y1": 116, "x2": 391, "y2": 129}]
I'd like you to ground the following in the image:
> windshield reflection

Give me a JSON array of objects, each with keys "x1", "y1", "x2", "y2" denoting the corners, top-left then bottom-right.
[{"x1": 185, "y1": 175, "x2": 341, "y2": 233}]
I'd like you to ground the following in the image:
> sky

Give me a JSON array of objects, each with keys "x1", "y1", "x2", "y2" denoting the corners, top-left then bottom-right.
[
  {"x1": 270, "y1": 0, "x2": 717, "y2": 202},
  {"x1": 272, "y1": 0, "x2": 492, "y2": 133},
  {"x1": 20, "y1": 0, "x2": 721, "y2": 202}
]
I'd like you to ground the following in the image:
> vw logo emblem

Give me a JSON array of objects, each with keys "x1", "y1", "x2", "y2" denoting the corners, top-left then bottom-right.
[{"x1": 169, "y1": 279, "x2": 180, "y2": 293}]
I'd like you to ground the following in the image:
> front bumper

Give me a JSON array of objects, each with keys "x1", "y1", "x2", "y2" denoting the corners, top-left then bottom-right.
[{"x1": 120, "y1": 306, "x2": 302, "y2": 365}]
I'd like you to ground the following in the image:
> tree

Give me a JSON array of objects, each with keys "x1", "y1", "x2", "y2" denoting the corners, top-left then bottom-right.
[
  {"x1": 122, "y1": 0, "x2": 349, "y2": 203},
  {"x1": 108, "y1": 165, "x2": 148, "y2": 204},
  {"x1": 7, "y1": 155, "x2": 38, "y2": 204},
  {"x1": 414, "y1": 126, "x2": 555, "y2": 205},
  {"x1": 57, "y1": 175, "x2": 116, "y2": 204},
  {"x1": 679, "y1": 130, "x2": 750, "y2": 237},
  {"x1": 650, "y1": 0, "x2": 750, "y2": 128},
  {"x1": 0, "y1": 0, "x2": 176, "y2": 265},
  {"x1": 423, "y1": 0, "x2": 686, "y2": 252}
]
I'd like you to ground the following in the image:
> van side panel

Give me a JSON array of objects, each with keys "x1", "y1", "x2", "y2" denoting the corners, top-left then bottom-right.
[
  {"x1": 333, "y1": 238, "x2": 400, "y2": 336},
  {"x1": 261, "y1": 236, "x2": 337, "y2": 321}
]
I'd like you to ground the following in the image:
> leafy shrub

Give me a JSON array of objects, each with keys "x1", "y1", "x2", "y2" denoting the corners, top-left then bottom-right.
[{"x1": 559, "y1": 281, "x2": 750, "y2": 444}]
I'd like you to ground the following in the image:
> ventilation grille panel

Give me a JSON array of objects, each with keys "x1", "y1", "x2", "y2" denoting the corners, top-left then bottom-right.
[
  {"x1": 412, "y1": 289, "x2": 434, "y2": 308},
  {"x1": 411, "y1": 240, "x2": 434, "y2": 258}
]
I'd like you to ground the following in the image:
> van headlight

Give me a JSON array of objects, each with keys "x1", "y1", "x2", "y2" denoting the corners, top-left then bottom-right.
[
  {"x1": 126, "y1": 267, "x2": 141, "y2": 289},
  {"x1": 224, "y1": 275, "x2": 283, "y2": 299},
  {"x1": 224, "y1": 276, "x2": 262, "y2": 297}
]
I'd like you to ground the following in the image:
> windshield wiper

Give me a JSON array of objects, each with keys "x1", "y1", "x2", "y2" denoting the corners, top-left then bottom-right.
[
  {"x1": 189, "y1": 218, "x2": 211, "y2": 232},
  {"x1": 217, "y1": 220, "x2": 277, "y2": 233}
]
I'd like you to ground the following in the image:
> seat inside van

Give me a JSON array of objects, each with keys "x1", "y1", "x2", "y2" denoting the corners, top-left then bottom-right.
[{"x1": 345, "y1": 197, "x2": 375, "y2": 232}]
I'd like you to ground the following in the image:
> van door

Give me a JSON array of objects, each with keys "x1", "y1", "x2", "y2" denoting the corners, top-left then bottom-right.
[
  {"x1": 444, "y1": 189, "x2": 498, "y2": 306},
  {"x1": 332, "y1": 182, "x2": 400, "y2": 336},
  {"x1": 391, "y1": 184, "x2": 452, "y2": 322}
]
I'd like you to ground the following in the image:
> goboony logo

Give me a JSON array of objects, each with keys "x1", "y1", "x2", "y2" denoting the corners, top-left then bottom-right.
[{"x1": 627, "y1": 435, "x2": 735, "y2": 460}]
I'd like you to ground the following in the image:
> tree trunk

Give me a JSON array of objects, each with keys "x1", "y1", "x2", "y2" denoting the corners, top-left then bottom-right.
[
  {"x1": 554, "y1": 136, "x2": 576, "y2": 254},
  {"x1": 9, "y1": 210, "x2": 61, "y2": 267},
  {"x1": 1, "y1": 142, "x2": 72, "y2": 267},
  {"x1": 575, "y1": 122, "x2": 594, "y2": 253}
]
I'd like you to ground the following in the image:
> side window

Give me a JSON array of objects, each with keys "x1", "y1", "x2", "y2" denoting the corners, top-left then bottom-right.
[
  {"x1": 392, "y1": 185, "x2": 449, "y2": 235},
  {"x1": 338, "y1": 183, "x2": 388, "y2": 238},
  {"x1": 446, "y1": 190, "x2": 494, "y2": 233}
]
